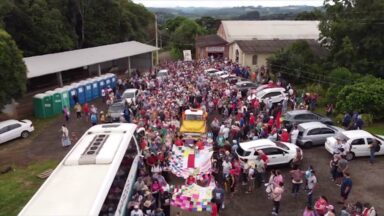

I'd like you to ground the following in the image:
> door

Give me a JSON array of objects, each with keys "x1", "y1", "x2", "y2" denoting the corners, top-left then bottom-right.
[
  {"x1": 0, "y1": 126, "x2": 7, "y2": 143},
  {"x1": 3, "y1": 123, "x2": 22, "y2": 142},
  {"x1": 262, "y1": 147, "x2": 289, "y2": 165},
  {"x1": 366, "y1": 138, "x2": 382, "y2": 156},
  {"x1": 350, "y1": 138, "x2": 366, "y2": 157},
  {"x1": 319, "y1": 128, "x2": 336, "y2": 145},
  {"x1": 306, "y1": 128, "x2": 323, "y2": 145}
]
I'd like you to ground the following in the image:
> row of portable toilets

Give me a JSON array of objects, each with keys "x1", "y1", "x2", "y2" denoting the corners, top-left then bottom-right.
[{"x1": 33, "y1": 73, "x2": 117, "y2": 118}]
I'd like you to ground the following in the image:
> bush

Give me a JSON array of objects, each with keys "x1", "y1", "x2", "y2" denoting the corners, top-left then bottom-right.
[{"x1": 335, "y1": 77, "x2": 384, "y2": 120}]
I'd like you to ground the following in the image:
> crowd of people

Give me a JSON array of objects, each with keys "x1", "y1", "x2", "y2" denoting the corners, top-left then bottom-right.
[{"x1": 61, "y1": 58, "x2": 376, "y2": 216}]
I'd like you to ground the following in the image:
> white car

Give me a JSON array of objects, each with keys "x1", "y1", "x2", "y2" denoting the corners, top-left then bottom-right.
[
  {"x1": 157, "y1": 69, "x2": 169, "y2": 79},
  {"x1": 213, "y1": 70, "x2": 228, "y2": 77},
  {"x1": 0, "y1": 119, "x2": 34, "y2": 144},
  {"x1": 122, "y1": 88, "x2": 140, "y2": 104},
  {"x1": 236, "y1": 139, "x2": 303, "y2": 166},
  {"x1": 325, "y1": 130, "x2": 384, "y2": 160},
  {"x1": 256, "y1": 87, "x2": 286, "y2": 104},
  {"x1": 204, "y1": 68, "x2": 219, "y2": 76}
]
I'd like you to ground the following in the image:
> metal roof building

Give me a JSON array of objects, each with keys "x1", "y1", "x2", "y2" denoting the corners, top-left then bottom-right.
[
  {"x1": 23, "y1": 41, "x2": 159, "y2": 87},
  {"x1": 217, "y1": 20, "x2": 320, "y2": 42}
]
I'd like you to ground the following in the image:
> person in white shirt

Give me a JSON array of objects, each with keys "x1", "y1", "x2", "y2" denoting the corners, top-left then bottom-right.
[
  {"x1": 130, "y1": 205, "x2": 143, "y2": 216},
  {"x1": 290, "y1": 125, "x2": 299, "y2": 145},
  {"x1": 222, "y1": 159, "x2": 232, "y2": 179}
]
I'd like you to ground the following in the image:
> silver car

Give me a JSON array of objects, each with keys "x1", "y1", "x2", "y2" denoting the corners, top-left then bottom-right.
[{"x1": 297, "y1": 122, "x2": 344, "y2": 148}]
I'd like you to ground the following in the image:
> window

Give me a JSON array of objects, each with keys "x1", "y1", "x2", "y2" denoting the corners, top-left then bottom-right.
[
  {"x1": 321, "y1": 128, "x2": 335, "y2": 134},
  {"x1": 262, "y1": 147, "x2": 284, "y2": 155},
  {"x1": 237, "y1": 146, "x2": 251, "y2": 157},
  {"x1": 308, "y1": 128, "x2": 322, "y2": 135},
  {"x1": 367, "y1": 138, "x2": 381, "y2": 145},
  {"x1": 262, "y1": 92, "x2": 281, "y2": 99},
  {"x1": 185, "y1": 115, "x2": 203, "y2": 120},
  {"x1": 235, "y1": 50, "x2": 239, "y2": 63},
  {"x1": 351, "y1": 138, "x2": 365, "y2": 145},
  {"x1": 294, "y1": 114, "x2": 306, "y2": 120},
  {"x1": 0, "y1": 127, "x2": 7, "y2": 134},
  {"x1": 8, "y1": 124, "x2": 21, "y2": 130},
  {"x1": 305, "y1": 114, "x2": 318, "y2": 120},
  {"x1": 252, "y1": 55, "x2": 258, "y2": 65}
]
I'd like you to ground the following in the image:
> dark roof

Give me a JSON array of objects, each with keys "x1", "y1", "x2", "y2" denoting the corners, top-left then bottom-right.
[
  {"x1": 235, "y1": 39, "x2": 327, "y2": 56},
  {"x1": 195, "y1": 34, "x2": 227, "y2": 47}
]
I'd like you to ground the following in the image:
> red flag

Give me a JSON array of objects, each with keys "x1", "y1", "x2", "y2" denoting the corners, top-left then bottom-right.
[
  {"x1": 187, "y1": 154, "x2": 195, "y2": 168},
  {"x1": 275, "y1": 111, "x2": 281, "y2": 129}
]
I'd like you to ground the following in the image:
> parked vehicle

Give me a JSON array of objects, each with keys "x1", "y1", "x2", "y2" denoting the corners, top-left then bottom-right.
[
  {"x1": 235, "y1": 81, "x2": 258, "y2": 91},
  {"x1": 107, "y1": 102, "x2": 125, "y2": 122},
  {"x1": 236, "y1": 139, "x2": 303, "y2": 166},
  {"x1": 325, "y1": 130, "x2": 384, "y2": 160},
  {"x1": 122, "y1": 88, "x2": 140, "y2": 104},
  {"x1": 0, "y1": 119, "x2": 34, "y2": 144},
  {"x1": 297, "y1": 122, "x2": 344, "y2": 148},
  {"x1": 282, "y1": 110, "x2": 333, "y2": 131},
  {"x1": 157, "y1": 69, "x2": 169, "y2": 79},
  {"x1": 204, "y1": 68, "x2": 219, "y2": 76},
  {"x1": 255, "y1": 87, "x2": 286, "y2": 104}
]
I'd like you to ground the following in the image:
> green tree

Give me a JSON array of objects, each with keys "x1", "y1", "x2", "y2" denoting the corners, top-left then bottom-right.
[
  {"x1": 3, "y1": 0, "x2": 76, "y2": 56},
  {"x1": 295, "y1": 9, "x2": 323, "y2": 20},
  {"x1": 267, "y1": 40, "x2": 324, "y2": 84},
  {"x1": 0, "y1": 29, "x2": 27, "y2": 109},
  {"x1": 195, "y1": 16, "x2": 221, "y2": 34},
  {"x1": 319, "y1": 0, "x2": 384, "y2": 77},
  {"x1": 336, "y1": 77, "x2": 384, "y2": 120},
  {"x1": 167, "y1": 18, "x2": 205, "y2": 59}
]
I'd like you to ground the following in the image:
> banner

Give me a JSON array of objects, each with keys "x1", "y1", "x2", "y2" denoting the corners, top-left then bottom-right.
[
  {"x1": 169, "y1": 145, "x2": 213, "y2": 179},
  {"x1": 183, "y1": 50, "x2": 192, "y2": 61},
  {"x1": 171, "y1": 183, "x2": 214, "y2": 212}
]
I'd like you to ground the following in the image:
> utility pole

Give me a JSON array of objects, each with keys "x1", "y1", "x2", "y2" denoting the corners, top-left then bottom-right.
[{"x1": 155, "y1": 14, "x2": 159, "y2": 65}]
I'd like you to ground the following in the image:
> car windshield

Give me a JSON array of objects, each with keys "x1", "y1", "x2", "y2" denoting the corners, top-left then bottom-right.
[
  {"x1": 274, "y1": 141, "x2": 290, "y2": 150},
  {"x1": 157, "y1": 72, "x2": 167, "y2": 76},
  {"x1": 236, "y1": 145, "x2": 251, "y2": 157},
  {"x1": 185, "y1": 114, "x2": 203, "y2": 120},
  {"x1": 123, "y1": 92, "x2": 135, "y2": 98},
  {"x1": 109, "y1": 104, "x2": 124, "y2": 112}
]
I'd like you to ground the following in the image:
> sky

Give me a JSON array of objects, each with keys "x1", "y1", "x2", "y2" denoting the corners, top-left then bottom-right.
[{"x1": 132, "y1": 0, "x2": 324, "y2": 8}]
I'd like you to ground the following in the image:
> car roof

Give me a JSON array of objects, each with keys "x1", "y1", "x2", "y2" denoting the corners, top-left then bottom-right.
[
  {"x1": 123, "y1": 88, "x2": 138, "y2": 93},
  {"x1": 286, "y1": 110, "x2": 312, "y2": 115},
  {"x1": 239, "y1": 139, "x2": 276, "y2": 150},
  {"x1": 0, "y1": 119, "x2": 20, "y2": 127},
  {"x1": 205, "y1": 68, "x2": 218, "y2": 72},
  {"x1": 257, "y1": 87, "x2": 285, "y2": 94},
  {"x1": 342, "y1": 130, "x2": 374, "y2": 139},
  {"x1": 185, "y1": 109, "x2": 203, "y2": 115},
  {"x1": 236, "y1": 81, "x2": 253, "y2": 85},
  {"x1": 298, "y1": 122, "x2": 327, "y2": 129},
  {"x1": 158, "y1": 69, "x2": 168, "y2": 73}
]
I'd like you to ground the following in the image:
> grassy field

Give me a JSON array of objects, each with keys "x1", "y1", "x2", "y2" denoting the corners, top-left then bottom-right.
[{"x1": 0, "y1": 160, "x2": 59, "y2": 216}]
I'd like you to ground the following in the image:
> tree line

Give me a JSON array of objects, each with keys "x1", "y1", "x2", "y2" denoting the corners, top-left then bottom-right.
[
  {"x1": 0, "y1": 0, "x2": 155, "y2": 57},
  {"x1": 0, "y1": 0, "x2": 155, "y2": 109},
  {"x1": 268, "y1": 0, "x2": 384, "y2": 121}
]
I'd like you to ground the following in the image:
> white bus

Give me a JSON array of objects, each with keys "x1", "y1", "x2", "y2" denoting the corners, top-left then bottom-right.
[{"x1": 19, "y1": 123, "x2": 141, "y2": 216}]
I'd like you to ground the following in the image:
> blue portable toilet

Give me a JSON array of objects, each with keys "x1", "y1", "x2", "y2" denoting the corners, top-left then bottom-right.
[
  {"x1": 73, "y1": 82, "x2": 86, "y2": 104},
  {"x1": 98, "y1": 77, "x2": 106, "y2": 95},
  {"x1": 88, "y1": 78, "x2": 99, "y2": 99},
  {"x1": 81, "y1": 81, "x2": 93, "y2": 102},
  {"x1": 104, "y1": 74, "x2": 112, "y2": 88},
  {"x1": 67, "y1": 84, "x2": 78, "y2": 107},
  {"x1": 106, "y1": 73, "x2": 117, "y2": 88}
]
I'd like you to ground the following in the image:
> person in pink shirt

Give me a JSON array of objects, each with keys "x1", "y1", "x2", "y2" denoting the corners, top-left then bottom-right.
[
  {"x1": 271, "y1": 182, "x2": 284, "y2": 215},
  {"x1": 273, "y1": 170, "x2": 284, "y2": 188}
]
